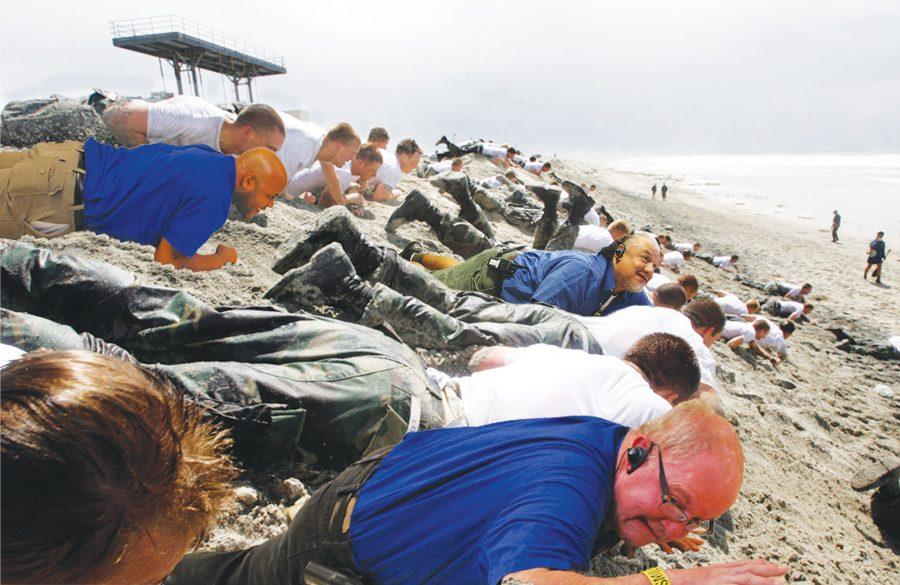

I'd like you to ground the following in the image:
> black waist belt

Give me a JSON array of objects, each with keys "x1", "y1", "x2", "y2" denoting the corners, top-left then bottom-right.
[{"x1": 487, "y1": 248, "x2": 523, "y2": 297}]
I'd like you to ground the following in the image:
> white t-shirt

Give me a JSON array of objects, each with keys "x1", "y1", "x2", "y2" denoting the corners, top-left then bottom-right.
[
  {"x1": 479, "y1": 143, "x2": 508, "y2": 159},
  {"x1": 524, "y1": 161, "x2": 543, "y2": 173},
  {"x1": 578, "y1": 305, "x2": 718, "y2": 388},
  {"x1": 784, "y1": 284, "x2": 804, "y2": 300},
  {"x1": 574, "y1": 225, "x2": 614, "y2": 253},
  {"x1": 429, "y1": 160, "x2": 454, "y2": 174},
  {"x1": 457, "y1": 344, "x2": 671, "y2": 429},
  {"x1": 777, "y1": 300, "x2": 805, "y2": 319},
  {"x1": 673, "y1": 242, "x2": 695, "y2": 253},
  {"x1": 374, "y1": 149, "x2": 403, "y2": 189},
  {"x1": 722, "y1": 320, "x2": 756, "y2": 344},
  {"x1": 645, "y1": 272, "x2": 673, "y2": 293},
  {"x1": 279, "y1": 112, "x2": 325, "y2": 181},
  {"x1": 757, "y1": 322, "x2": 788, "y2": 355},
  {"x1": 287, "y1": 162, "x2": 356, "y2": 197},
  {"x1": 146, "y1": 95, "x2": 232, "y2": 150},
  {"x1": 712, "y1": 256, "x2": 735, "y2": 269},
  {"x1": 584, "y1": 207, "x2": 601, "y2": 227},
  {"x1": 715, "y1": 293, "x2": 749, "y2": 317},
  {"x1": 0, "y1": 343, "x2": 25, "y2": 368},
  {"x1": 662, "y1": 250, "x2": 685, "y2": 268},
  {"x1": 481, "y1": 176, "x2": 504, "y2": 189}
]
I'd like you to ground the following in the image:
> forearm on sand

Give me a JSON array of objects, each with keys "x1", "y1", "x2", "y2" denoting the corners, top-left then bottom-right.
[{"x1": 154, "y1": 238, "x2": 235, "y2": 272}]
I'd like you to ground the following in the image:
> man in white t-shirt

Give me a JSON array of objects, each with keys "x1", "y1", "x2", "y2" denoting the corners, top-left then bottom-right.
[
  {"x1": 367, "y1": 127, "x2": 390, "y2": 150},
  {"x1": 762, "y1": 298, "x2": 813, "y2": 321},
  {"x1": 450, "y1": 333, "x2": 700, "y2": 428},
  {"x1": 721, "y1": 319, "x2": 781, "y2": 364},
  {"x1": 103, "y1": 96, "x2": 285, "y2": 153},
  {"x1": 576, "y1": 302, "x2": 722, "y2": 394},
  {"x1": 713, "y1": 291, "x2": 760, "y2": 317},
  {"x1": 662, "y1": 250, "x2": 689, "y2": 273},
  {"x1": 283, "y1": 120, "x2": 361, "y2": 195},
  {"x1": 756, "y1": 319, "x2": 794, "y2": 361},
  {"x1": 523, "y1": 160, "x2": 551, "y2": 176},
  {"x1": 648, "y1": 282, "x2": 688, "y2": 311},
  {"x1": 645, "y1": 272, "x2": 673, "y2": 293},
  {"x1": 708, "y1": 254, "x2": 739, "y2": 270},
  {"x1": 573, "y1": 218, "x2": 630, "y2": 254},
  {"x1": 673, "y1": 242, "x2": 701, "y2": 255},
  {"x1": 765, "y1": 281, "x2": 812, "y2": 302},
  {"x1": 288, "y1": 143, "x2": 383, "y2": 210},
  {"x1": 371, "y1": 139, "x2": 424, "y2": 202}
]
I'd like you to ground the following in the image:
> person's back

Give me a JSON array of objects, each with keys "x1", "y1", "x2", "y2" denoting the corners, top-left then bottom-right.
[
  {"x1": 82, "y1": 139, "x2": 235, "y2": 257},
  {"x1": 278, "y1": 111, "x2": 325, "y2": 176},
  {"x1": 573, "y1": 223, "x2": 614, "y2": 253},
  {"x1": 146, "y1": 95, "x2": 232, "y2": 149},
  {"x1": 456, "y1": 344, "x2": 671, "y2": 428},
  {"x1": 349, "y1": 417, "x2": 627, "y2": 584}
]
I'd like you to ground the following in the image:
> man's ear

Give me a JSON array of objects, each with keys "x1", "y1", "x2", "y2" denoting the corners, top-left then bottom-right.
[{"x1": 241, "y1": 173, "x2": 257, "y2": 193}]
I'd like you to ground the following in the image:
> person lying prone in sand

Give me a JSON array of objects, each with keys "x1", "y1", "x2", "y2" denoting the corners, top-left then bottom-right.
[
  {"x1": 0, "y1": 139, "x2": 287, "y2": 271},
  {"x1": 0, "y1": 362, "x2": 788, "y2": 585},
  {"x1": 714, "y1": 290, "x2": 761, "y2": 318},
  {"x1": 720, "y1": 319, "x2": 782, "y2": 364},
  {"x1": 286, "y1": 143, "x2": 383, "y2": 216}
]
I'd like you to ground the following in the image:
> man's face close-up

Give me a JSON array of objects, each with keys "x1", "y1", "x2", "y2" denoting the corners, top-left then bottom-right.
[
  {"x1": 615, "y1": 240, "x2": 660, "y2": 292},
  {"x1": 611, "y1": 445, "x2": 737, "y2": 548}
]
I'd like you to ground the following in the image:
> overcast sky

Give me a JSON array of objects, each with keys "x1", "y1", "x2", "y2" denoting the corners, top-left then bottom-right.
[{"x1": 2, "y1": 0, "x2": 899, "y2": 156}]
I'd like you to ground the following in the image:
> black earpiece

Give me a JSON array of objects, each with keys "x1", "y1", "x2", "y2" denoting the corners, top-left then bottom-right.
[
  {"x1": 614, "y1": 244, "x2": 626, "y2": 261},
  {"x1": 626, "y1": 443, "x2": 655, "y2": 474}
]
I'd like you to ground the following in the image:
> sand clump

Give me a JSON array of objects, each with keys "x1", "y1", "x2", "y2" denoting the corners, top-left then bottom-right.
[{"x1": 14, "y1": 153, "x2": 899, "y2": 582}]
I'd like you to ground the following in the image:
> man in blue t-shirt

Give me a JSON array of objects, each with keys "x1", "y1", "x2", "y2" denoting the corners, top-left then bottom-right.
[
  {"x1": 167, "y1": 401, "x2": 788, "y2": 585},
  {"x1": 1, "y1": 138, "x2": 287, "y2": 272},
  {"x1": 864, "y1": 231, "x2": 889, "y2": 284}
]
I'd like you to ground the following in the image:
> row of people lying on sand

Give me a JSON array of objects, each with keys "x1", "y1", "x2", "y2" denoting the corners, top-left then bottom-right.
[
  {"x1": 0, "y1": 240, "x2": 789, "y2": 585},
  {"x1": 0, "y1": 95, "x2": 429, "y2": 269}
]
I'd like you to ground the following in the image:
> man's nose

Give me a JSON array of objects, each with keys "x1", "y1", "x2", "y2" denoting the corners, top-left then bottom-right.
[{"x1": 660, "y1": 519, "x2": 689, "y2": 541}]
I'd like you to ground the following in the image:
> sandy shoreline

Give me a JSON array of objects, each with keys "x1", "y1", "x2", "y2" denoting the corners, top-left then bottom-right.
[{"x1": 10, "y1": 152, "x2": 900, "y2": 582}]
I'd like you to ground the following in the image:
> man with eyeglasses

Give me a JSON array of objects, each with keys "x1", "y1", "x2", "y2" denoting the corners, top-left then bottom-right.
[{"x1": 169, "y1": 401, "x2": 788, "y2": 584}]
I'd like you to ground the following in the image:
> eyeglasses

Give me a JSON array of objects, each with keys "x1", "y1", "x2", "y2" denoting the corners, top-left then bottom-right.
[{"x1": 655, "y1": 445, "x2": 716, "y2": 533}]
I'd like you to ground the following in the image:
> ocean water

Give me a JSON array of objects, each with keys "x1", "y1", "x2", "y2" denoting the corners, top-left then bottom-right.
[{"x1": 594, "y1": 153, "x2": 900, "y2": 241}]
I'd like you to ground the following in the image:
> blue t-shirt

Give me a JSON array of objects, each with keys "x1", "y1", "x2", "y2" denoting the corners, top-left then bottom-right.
[
  {"x1": 350, "y1": 417, "x2": 628, "y2": 584},
  {"x1": 501, "y1": 249, "x2": 652, "y2": 316},
  {"x1": 83, "y1": 138, "x2": 236, "y2": 256},
  {"x1": 869, "y1": 239, "x2": 886, "y2": 262}
]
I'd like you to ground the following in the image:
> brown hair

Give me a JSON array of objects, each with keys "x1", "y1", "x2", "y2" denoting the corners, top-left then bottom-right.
[
  {"x1": 1, "y1": 351, "x2": 236, "y2": 584},
  {"x1": 234, "y1": 104, "x2": 285, "y2": 136},
  {"x1": 682, "y1": 298, "x2": 726, "y2": 335},
  {"x1": 676, "y1": 274, "x2": 699, "y2": 293},
  {"x1": 608, "y1": 219, "x2": 632, "y2": 239},
  {"x1": 396, "y1": 138, "x2": 423, "y2": 156},
  {"x1": 367, "y1": 127, "x2": 390, "y2": 143},
  {"x1": 753, "y1": 319, "x2": 771, "y2": 334},
  {"x1": 325, "y1": 122, "x2": 361, "y2": 144},
  {"x1": 653, "y1": 282, "x2": 688, "y2": 310},
  {"x1": 625, "y1": 333, "x2": 700, "y2": 402},
  {"x1": 356, "y1": 143, "x2": 384, "y2": 164}
]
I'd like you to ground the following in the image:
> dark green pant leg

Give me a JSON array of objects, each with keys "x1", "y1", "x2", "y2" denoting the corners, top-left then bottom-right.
[{"x1": 431, "y1": 247, "x2": 503, "y2": 294}]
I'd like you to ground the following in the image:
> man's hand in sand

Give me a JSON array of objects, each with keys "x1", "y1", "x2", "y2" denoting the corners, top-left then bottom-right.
[{"x1": 216, "y1": 245, "x2": 238, "y2": 265}]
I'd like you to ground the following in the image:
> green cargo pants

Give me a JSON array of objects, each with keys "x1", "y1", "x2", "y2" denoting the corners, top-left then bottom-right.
[{"x1": 431, "y1": 246, "x2": 521, "y2": 295}]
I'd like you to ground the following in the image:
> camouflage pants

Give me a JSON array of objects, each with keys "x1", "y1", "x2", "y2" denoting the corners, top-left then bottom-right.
[
  {"x1": 1, "y1": 95, "x2": 114, "y2": 148},
  {"x1": 362, "y1": 284, "x2": 601, "y2": 353},
  {"x1": 0, "y1": 240, "x2": 442, "y2": 470}
]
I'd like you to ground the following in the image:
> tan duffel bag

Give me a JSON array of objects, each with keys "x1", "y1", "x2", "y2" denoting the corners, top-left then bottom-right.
[{"x1": 0, "y1": 140, "x2": 85, "y2": 239}]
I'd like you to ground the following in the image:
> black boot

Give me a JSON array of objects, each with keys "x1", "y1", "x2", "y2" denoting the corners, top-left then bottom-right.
[
  {"x1": 561, "y1": 181, "x2": 595, "y2": 225},
  {"x1": 430, "y1": 172, "x2": 496, "y2": 240},
  {"x1": 265, "y1": 243, "x2": 375, "y2": 321},
  {"x1": 386, "y1": 189, "x2": 446, "y2": 233},
  {"x1": 272, "y1": 207, "x2": 384, "y2": 277},
  {"x1": 400, "y1": 240, "x2": 425, "y2": 262},
  {"x1": 531, "y1": 185, "x2": 561, "y2": 250}
]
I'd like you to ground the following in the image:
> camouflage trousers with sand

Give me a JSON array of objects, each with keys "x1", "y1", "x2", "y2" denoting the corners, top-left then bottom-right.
[{"x1": 0, "y1": 240, "x2": 442, "y2": 470}]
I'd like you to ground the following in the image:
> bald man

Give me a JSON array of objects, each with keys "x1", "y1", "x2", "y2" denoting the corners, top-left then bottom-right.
[{"x1": 0, "y1": 138, "x2": 287, "y2": 271}]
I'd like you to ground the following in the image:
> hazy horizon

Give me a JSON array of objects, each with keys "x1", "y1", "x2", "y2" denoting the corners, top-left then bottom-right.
[{"x1": 2, "y1": 1, "x2": 899, "y2": 157}]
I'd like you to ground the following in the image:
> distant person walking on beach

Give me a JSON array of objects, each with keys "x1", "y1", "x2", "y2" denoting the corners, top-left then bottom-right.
[
  {"x1": 832, "y1": 210, "x2": 841, "y2": 242},
  {"x1": 865, "y1": 231, "x2": 889, "y2": 284},
  {"x1": 651, "y1": 183, "x2": 657, "y2": 199},
  {"x1": 661, "y1": 183, "x2": 668, "y2": 200}
]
